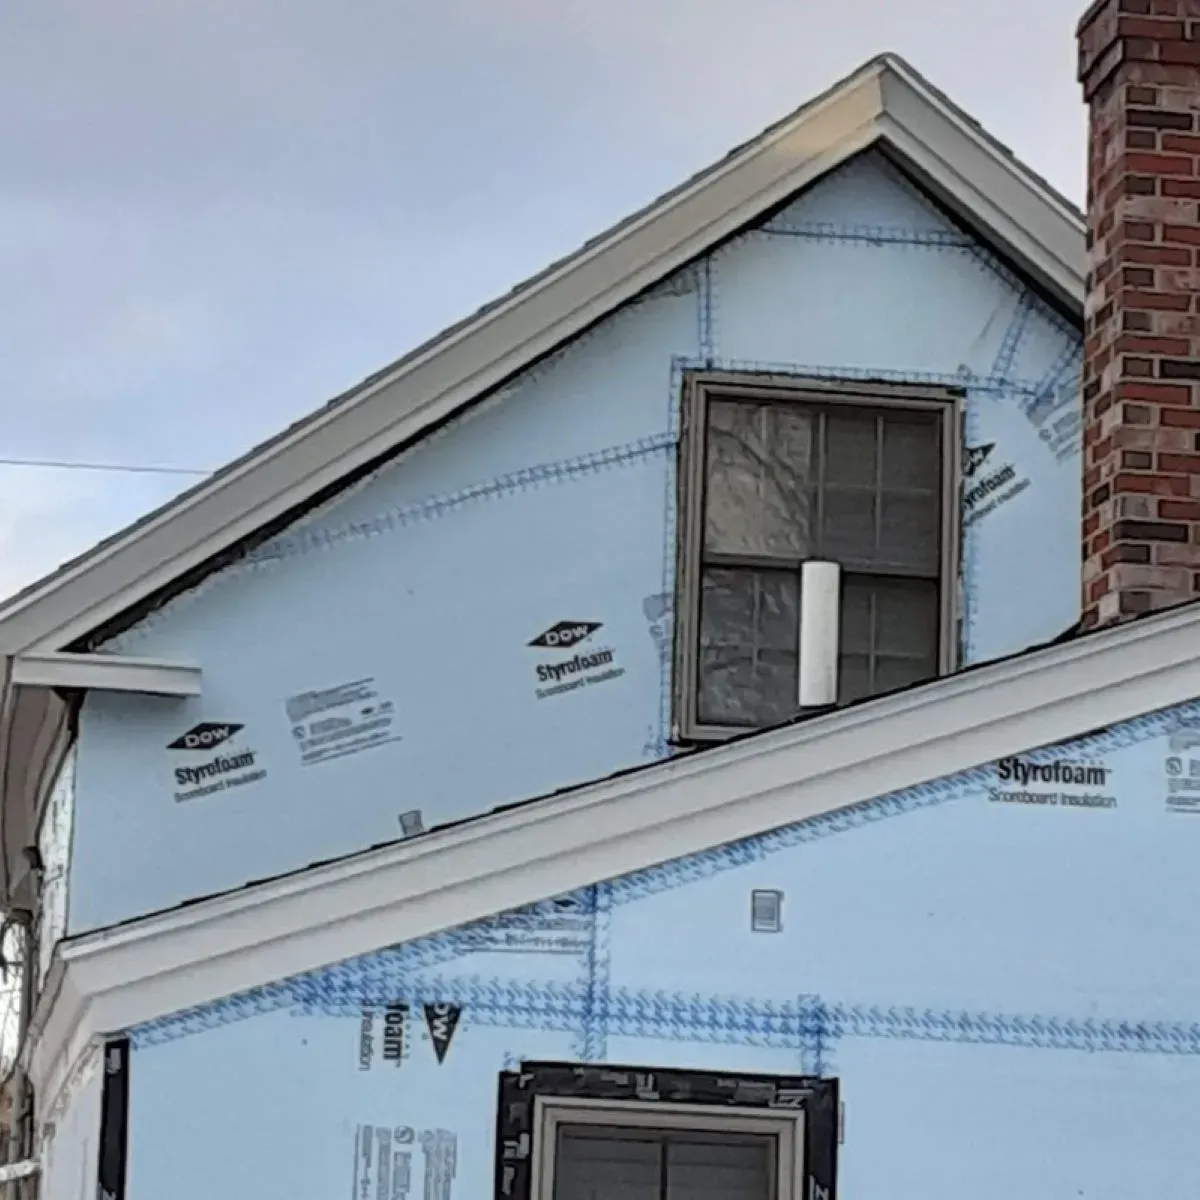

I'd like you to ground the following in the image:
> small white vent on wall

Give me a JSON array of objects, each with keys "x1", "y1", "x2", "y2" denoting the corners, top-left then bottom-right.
[{"x1": 750, "y1": 889, "x2": 783, "y2": 933}]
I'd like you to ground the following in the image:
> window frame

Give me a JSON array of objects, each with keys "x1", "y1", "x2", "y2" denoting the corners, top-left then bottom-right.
[
  {"x1": 495, "y1": 1061, "x2": 839, "y2": 1200},
  {"x1": 672, "y1": 370, "x2": 964, "y2": 743}
]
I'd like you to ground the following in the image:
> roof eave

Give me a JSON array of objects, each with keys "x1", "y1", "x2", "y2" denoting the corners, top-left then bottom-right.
[
  {"x1": 0, "y1": 57, "x2": 1083, "y2": 659},
  {"x1": 29, "y1": 599, "x2": 1200, "y2": 1124},
  {"x1": 877, "y1": 60, "x2": 1085, "y2": 313}
]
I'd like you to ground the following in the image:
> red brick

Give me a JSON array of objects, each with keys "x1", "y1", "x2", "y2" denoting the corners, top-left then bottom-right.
[
  {"x1": 1163, "y1": 222, "x2": 1200, "y2": 242},
  {"x1": 1162, "y1": 132, "x2": 1200, "y2": 151},
  {"x1": 1118, "y1": 16, "x2": 1186, "y2": 36},
  {"x1": 1158, "y1": 450, "x2": 1200, "y2": 469},
  {"x1": 1162, "y1": 38, "x2": 1200, "y2": 61},
  {"x1": 1114, "y1": 470, "x2": 1193, "y2": 493},
  {"x1": 1116, "y1": 332, "x2": 1193, "y2": 350},
  {"x1": 1161, "y1": 406, "x2": 1200, "y2": 424},
  {"x1": 1118, "y1": 242, "x2": 1193, "y2": 263},
  {"x1": 1116, "y1": 380, "x2": 1196, "y2": 402},
  {"x1": 1159, "y1": 498, "x2": 1200, "y2": 517},
  {"x1": 1122, "y1": 150, "x2": 1196, "y2": 173},
  {"x1": 1163, "y1": 176, "x2": 1200, "y2": 194},
  {"x1": 1123, "y1": 287, "x2": 1193, "y2": 307},
  {"x1": 1124, "y1": 218, "x2": 1159, "y2": 239}
]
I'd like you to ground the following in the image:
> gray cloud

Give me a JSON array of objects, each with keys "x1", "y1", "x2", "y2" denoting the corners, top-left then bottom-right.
[{"x1": 0, "y1": 0, "x2": 1086, "y2": 601}]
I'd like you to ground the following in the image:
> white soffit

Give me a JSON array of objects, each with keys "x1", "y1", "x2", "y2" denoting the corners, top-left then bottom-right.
[
  {"x1": 0, "y1": 55, "x2": 1084, "y2": 658},
  {"x1": 29, "y1": 602, "x2": 1200, "y2": 1116}
]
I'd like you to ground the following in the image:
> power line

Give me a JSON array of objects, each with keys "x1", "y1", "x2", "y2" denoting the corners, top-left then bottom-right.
[{"x1": 0, "y1": 456, "x2": 208, "y2": 477}]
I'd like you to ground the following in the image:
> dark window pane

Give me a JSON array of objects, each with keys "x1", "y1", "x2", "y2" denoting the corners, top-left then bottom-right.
[
  {"x1": 873, "y1": 580, "x2": 940, "y2": 659},
  {"x1": 874, "y1": 654, "x2": 938, "y2": 695},
  {"x1": 880, "y1": 412, "x2": 941, "y2": 490},
  {"x1": 837, "y1": 653, "x2": 872, "y2": 705},
  {"x1": 704, "y1": 399, "x2": 816, "y2": 557},
  {"x1": 878, "y1": 491, "x2": 940, "y2": 574},
  {"x1": 835, "y1": 576, "x2": 940, "y2": 705},
  {"x1": 824, "y1": 409, "x2": 878, "y2": 488},
  {"x1": 839, "y1": 577, "x2": 873, "y2": 655},
  {"x1": 666, "y1": 1136, "x2": 773, "y2": 1200},
  {"x1": 698, "y1": 567, "x2": 799, "y2": 726},
  {"x1": 820, "y1": 485, "x2": 877, "y2": 563},
  {"x1": 554, "y1": 1130, "x2": 661, "y2": 1200}
]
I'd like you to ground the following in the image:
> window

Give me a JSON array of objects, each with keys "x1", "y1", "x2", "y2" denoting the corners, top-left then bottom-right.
[
  {"x1": 496, "y1": 1062, "x2": 838, "y2": 1200},
  {"x1": 674, "y1": 372, "x2": 961, "y2": 741}
]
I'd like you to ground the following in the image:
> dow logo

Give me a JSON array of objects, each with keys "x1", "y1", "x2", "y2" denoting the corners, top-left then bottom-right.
[
  {"x1": 423, "y1": 1002, "x2": 462, "y2": 1063},
  {"x1": 167, "y1": 722, "x2": 244, "y2": 751},
  {"x1": 528, "y1": 621, "x2": 602, "y2": 650},
  {"x1": 963, "y1": 442, "x2": 995, "y2": 479}
]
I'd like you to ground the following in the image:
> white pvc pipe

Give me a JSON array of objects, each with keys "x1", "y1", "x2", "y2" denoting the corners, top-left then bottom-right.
[{"x1": 798, "y1": 560, "x2": 842, "y2": 709}]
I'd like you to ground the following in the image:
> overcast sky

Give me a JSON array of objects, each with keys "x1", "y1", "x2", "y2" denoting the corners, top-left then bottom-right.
[{"x1": 0, "y1": 0, "x2": 1087, "y2": 603}]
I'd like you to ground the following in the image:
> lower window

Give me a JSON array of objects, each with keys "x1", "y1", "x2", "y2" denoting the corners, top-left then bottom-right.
[{"x1": 496, "y1": 1062, "x2": 838, "y2": 1200}]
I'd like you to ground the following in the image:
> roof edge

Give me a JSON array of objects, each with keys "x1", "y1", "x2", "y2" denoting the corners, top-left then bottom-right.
[
  {"x1": 0, "y1": 54, "x2": 1083, "y2": 658},
  {"x1": 877, "y1": 60, "x2": 1084, "y2": 312},
  {"x1": 29, "y1": 599, "x2": 1200, "y2": 1123}
]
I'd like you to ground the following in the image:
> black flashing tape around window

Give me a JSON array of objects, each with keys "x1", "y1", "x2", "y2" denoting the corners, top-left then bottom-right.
[
  {"x1": 97, "y1": 1037, "x2": 130, "y2": 1200},
  {"x1": 494, "y1": 1060, "x2": 838, "y2": 1200}
]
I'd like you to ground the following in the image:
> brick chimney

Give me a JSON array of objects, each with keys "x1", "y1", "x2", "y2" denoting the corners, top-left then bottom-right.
[{"x1": 1078, "y1": 0, "x2": 1200, "y2": 627}]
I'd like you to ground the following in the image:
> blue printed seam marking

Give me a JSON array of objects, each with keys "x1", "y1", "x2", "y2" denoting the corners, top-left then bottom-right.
[
  {"x1": 989, "y1": 292, "x2": 1036, "y2": 387},
  {"x1": 1028, "y1": 340, "x2": 1084, "y2": 427},
  {"x1": 576, "y1": 883, "x2": 613, "y2": 1061},
  {"x1": 110, "y1": 428, "x2": 680, "y2": 654},
  {"x1": 698, "y1": 258, "x2": 716, "y2": 366},
  {"x1": 112, "y1": 347, "x2": 1063, "y2": 655},
  {"x1": 132, "y1": 975, "x2": 1200, "y2": 1063},
  {"x1": 752, "y1": 217, "x2": 1075, "y2": 345},
  {"x1": 758, "y1": 223, "x2": 975, "y2": 251},
  {"x1": 126, "y1": 697, "x2": 1200, "y2": 1050},
  {"x1": 248, "y1": 433, "x2": 676, "y2": 566}
]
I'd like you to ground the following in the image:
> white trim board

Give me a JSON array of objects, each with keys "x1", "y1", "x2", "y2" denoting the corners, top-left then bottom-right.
[
  {"x1": 28, "y1": 600, "x2": 1200, "y2": 1124},
  {"x1": 0, "y1": 53, "x2": 1084, "y2": 659},
  {"x1": 11, "y1": 652, "x2": 200, "y2": 696}
]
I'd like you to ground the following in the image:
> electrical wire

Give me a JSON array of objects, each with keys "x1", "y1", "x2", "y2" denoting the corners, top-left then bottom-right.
[{"x1": 0, "y1": 456, "x2": 208, "y2": 477}]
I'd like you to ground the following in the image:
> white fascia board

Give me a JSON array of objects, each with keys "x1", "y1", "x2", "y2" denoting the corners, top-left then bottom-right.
[
  {"x1": 0, "y1": 69, "x2": 887, "y2": 657},
  {"x1": 877, "y1": 66, "x2": 1085, "y2": 309},
  {"x1": 11, "y1": 652, "x2": 201, "y2": 697},
  {"x1": 29, "y1": 604, "x2": 1200, "y2": 1117}
]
